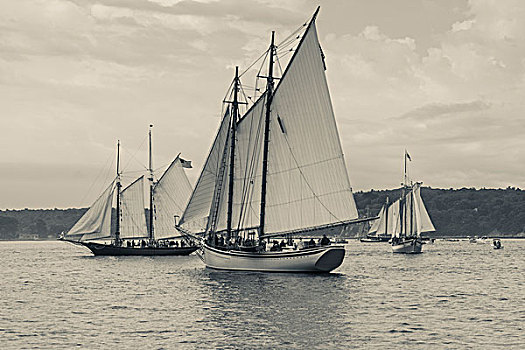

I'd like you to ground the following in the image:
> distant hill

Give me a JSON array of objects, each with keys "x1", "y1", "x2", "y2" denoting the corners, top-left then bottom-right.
[
  {"x1": 1, "y1": 187, "x2": 524, "y2": 239},
  {"x1": 353, "y1": 186, "x2": 525, "y2": 237}
]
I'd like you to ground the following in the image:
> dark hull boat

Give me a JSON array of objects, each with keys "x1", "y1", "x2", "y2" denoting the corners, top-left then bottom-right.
[
  {"x1": 360, "y1": 235, "x2": 390, "y2": 243},
  {"x1": 62, "y1": 130, "x2": 195, "y2": 256},
  {"x1": 81, "y1": 242, "x2": 198, "y2": 256}
]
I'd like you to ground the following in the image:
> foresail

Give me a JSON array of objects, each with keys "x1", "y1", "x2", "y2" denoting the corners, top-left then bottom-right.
[
  {"x1": 66, "y1": 180, "x2": 115, "y2": 241},
  {"x1": 264, "y1": 22, "x2": 358, "y2": 234},
  {"x1": 180, "y1": 109, "x2": 232, "y2": 233},
  {"x1": 153, "y1": 157, "x2": 193, "y2": 239},
  {"x1": 120, "y1": 176, "x2": 148, "y2": 239}
]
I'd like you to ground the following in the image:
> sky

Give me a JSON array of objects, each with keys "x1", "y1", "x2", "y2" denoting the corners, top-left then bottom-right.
[{"x1": 1, "y1": 0, "x2": 524, "y2": 209}]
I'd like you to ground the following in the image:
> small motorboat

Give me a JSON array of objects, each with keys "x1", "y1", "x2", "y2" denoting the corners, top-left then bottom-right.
[{"x1": 492, "y1": 239, "x2": 503, "y2": 249}]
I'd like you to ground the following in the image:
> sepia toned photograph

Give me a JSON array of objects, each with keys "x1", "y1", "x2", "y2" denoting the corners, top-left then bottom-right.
[{"x1": 1, "y1": 0, "x2": 523, "y2": 348}]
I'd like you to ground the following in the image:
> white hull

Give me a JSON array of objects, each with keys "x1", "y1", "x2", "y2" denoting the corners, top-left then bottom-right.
[
  {"x1": 392, "y1": 238, "x2": 423, "y2": 254},
  {"x1": 197, "y1": 243, "x2": 345, "y2": 273}
]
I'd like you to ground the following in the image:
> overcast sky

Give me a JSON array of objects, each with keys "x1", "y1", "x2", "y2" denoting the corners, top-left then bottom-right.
[{"x1": 1, "y1": 0, "x2": 524, "y2": 209}]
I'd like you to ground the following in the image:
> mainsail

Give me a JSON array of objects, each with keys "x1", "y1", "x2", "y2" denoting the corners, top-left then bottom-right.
[
  {"x1": 181, "y1": 15, "x2": 358, "y2": 238},
  {"x1": 264, "y1": 23, "x2": 358, "y2": 234},
  {"x1": 65, "y1": 180, "x2": 116, "y2": 242},
  {"x1": 153, "y1": 157, "x2": 193, "y2": 239},
  {"x1": 119, "y1": 176, "x2": 148, "y2": 239}
]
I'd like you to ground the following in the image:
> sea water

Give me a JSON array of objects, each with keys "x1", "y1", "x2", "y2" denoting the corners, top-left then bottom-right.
[{"x1": 1, "y1": 240, "x2": 523, "y2": 349}]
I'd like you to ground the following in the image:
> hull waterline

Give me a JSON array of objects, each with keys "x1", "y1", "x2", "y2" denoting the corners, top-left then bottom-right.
[
  {"x1": 392, "y1": 239, "x2": 423, "y2": 254},
  {"x1": 66, "y1": 240, "x2": 198, "y2": 256},
  {"x1": 197, "y1": 244, "x2": 345, "y2": 273}
]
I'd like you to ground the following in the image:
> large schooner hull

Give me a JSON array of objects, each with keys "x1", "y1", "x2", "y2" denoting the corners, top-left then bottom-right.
[
  {"x1": 78, "y1": 241, "x2": 198, "y2": 256},
  {"x1": 197, "y1": 243, "x2": 345, "y2": 273},
  {"x1": 391, "y1": 238, "x2": 423, "y2": 254}
]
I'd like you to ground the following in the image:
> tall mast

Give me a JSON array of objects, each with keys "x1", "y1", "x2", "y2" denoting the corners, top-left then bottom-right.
[
  {"x1": 226, "y1": 67, "x2": 239, "y2": 241},
  {"x1": 115, "y1": 140, "x2": 122, "y2": 244},
  {"x1": 402, "y1": 150, "x2": 408, "y2": 238},
  {"x1": 148, "y1": 124, "x2": 154, "y2": 241},
  {"x1": 259, "y1": 31, "x2": 275, "y2": 238},
  {"x1": 384, "y1": 196, "x2": 389, "y2": 237}
]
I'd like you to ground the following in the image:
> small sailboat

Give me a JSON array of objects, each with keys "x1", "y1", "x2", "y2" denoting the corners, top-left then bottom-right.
[
  {"x1": 62, "y1": 127, "x2": 198, "y2": 256},
  {"x1": 360, "y1": 198, "x2": 394, "y2": 243},
  {"x1": 390, "y1": 151, "x2": 435, "y2": 254},
  {"x1": 177, "y1": 8, "x2": 366, "y2": 272}
]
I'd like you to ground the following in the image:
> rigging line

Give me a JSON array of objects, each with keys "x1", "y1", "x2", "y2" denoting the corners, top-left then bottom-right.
[
  {"x1": 279, "y1": 120, "x2": 346, "y2": 224},
  {"x1": 236, "y1": 97, "x2": 265, "y2": 232},
  {"x1": 78, "y1": 150, "x2": 114, "y2": 206},
  {"x1": 239, "y1": 47, "x2": 270, "y2": 78},
  {"x1": 275, "y1": 23, "x2": 306, "y2": 48},
  {"x1": 153, "y1": 186, "x2": 186, "y2": 214},
  {"x1": 121, "y1": 135, "x2": 148, "y2": 173},
  {"x1": 268, "y1": 156, "x2": 344, "y2": 176},
  {"x1": 236, "y1": 103, "x2": 262, "y2": 230}
]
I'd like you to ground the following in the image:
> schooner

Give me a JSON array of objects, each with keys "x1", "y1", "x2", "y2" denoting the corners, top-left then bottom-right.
[
  {"x1": 62, "y1": 126, "x2": 198, "y2": 256},
  {"x1": 178, "y1": 8, "x2": 365, "y2": 272},
  {"x1": 390, "y1": 151, "x2": 436, "y2": 253}
]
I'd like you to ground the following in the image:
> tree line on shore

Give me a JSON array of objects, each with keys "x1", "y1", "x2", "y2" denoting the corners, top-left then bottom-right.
[{"x1": 1, "y1": 187, "x2": 524, "y2": 240}]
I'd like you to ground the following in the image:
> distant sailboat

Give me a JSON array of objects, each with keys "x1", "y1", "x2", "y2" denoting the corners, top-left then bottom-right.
[
  {"x1": 62, "y1": 127, "x2": 198, "y2": 256},
  {"x1": 177, "y1": 8, "x2": 368, "y2": 272},
  {"x1": 360, "y1": 198, "x2": 395, "y2": 243},
  {"x1": 390, "y1": 151, "x2": 435, "y2": 254}
]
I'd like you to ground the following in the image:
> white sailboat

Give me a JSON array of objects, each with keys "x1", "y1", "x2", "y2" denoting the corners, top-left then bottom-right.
[
  {"x1": 177, "y1": 8, "x2": 364, "y2": 272},
  {"x1": 63, "y1": 130, "x2": 197, "y2": 256},
  {"x1": 390, "y1": 152, "x2": 435, "y2": 254},
  {"x1": 360, "y1": 198, "x2": 397, "y2": 242}
]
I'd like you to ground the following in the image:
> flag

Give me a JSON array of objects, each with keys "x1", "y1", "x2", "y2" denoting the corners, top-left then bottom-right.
[
  {"x1": 405, "y1": 150, "x2": 412, "y2": 161},
  {"x1": 180, "y1": 158, "x2": 192, "y2": 168}
]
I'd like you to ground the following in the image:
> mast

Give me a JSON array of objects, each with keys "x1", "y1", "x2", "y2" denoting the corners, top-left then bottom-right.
[
  {"x1": 148, "y1": 124, "x2": 154, "y2": 241},
  {"x1": 402, "y1": 150, "x2": 408, "y2": 238},
  {"x1": 384, "y1": 196, "x2": 389, "y2": 237},
  {"x1": 115, "y1": 140, "x2": 122, "y2": 244},
  {"x1": 226, "y1": 67, "x2": 239, "y2": 241},
  {"x1": 259, "y1": 31, "x2": 275, "y2": 238}
]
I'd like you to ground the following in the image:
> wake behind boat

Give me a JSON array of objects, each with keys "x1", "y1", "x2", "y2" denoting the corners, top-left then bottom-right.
[
  {"x1": 62, "y1": 127, "x2": 197, "y2": 256},
  {"x1": 177, "y1": 8, "x2": 365, "y2": 273}
]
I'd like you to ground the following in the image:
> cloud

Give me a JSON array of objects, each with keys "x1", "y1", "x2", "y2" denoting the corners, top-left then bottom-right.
[
  {"x1": 398, "y1": 100, "x2": 491, "y2": 121},
  {"x1": 1, "y1": 0, "x2": 524, "y2": 209}
]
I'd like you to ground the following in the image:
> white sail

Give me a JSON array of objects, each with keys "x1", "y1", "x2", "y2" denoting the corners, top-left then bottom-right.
[
  {"x1": 66, "y1": 180, "x2": 115, "y2": 241},
  {"x1": 263, "y1": 22, "x2": 358, "y2": 234},
  {"x1": 390, "y1": 200, "x2": 401, "y2": 237},
  {"x1": 119, "y1": 176, "x2": 148, "y2": 239},
  {"x1": 413, "y1": 183, "x2": 435, "y2": 234},
  {"x1": 215, "y1": 96, "x2": 266, "y2": 233},
  {"x1": 153, "y1": 157, "x2": 193, "y2": 239},
  {"x1": 180, "y1": 109, "x2": 232, "y2": 233},
  {"x1": 368, "y1": 205, "x2": 385, "y2": 235},
  {"x1": 183, "y1": 14, "x2": 358, "y2": 238}
]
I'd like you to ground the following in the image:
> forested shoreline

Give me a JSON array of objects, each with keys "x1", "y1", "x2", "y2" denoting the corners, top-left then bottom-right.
[{"x1": 1, "y1": 187, "x2": 524, "y2": 240}]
